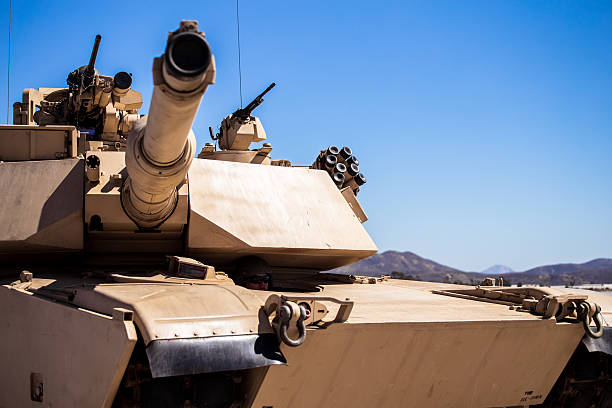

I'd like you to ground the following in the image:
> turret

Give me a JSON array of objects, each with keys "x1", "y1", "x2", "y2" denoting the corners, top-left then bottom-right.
[
  {"x1": 121, "y1": 20, "x2": 215, "y2": 229},
  {"x1": 0, "y1": 20, "x2": 376, "y2": 269}
]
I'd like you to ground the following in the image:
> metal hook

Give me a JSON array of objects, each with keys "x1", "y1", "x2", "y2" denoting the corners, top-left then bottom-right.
[
  {"x1": 579, "y1": 302, "x2": 604, "y2": 339},
  {"x1": 278, "y1": 304, "x2": 307, "y2": 347}
]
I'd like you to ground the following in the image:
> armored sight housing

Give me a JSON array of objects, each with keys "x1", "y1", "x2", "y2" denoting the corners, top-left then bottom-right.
[{"x1": 0, "y1": 20, "x2": 610, "y2": 408}]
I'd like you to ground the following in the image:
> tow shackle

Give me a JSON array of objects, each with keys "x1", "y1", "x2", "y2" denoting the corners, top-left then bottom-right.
[
  {"x1": 279, "y1": 303, "x2": 307, "y2": 347},
  {"x1": 264, "y1": 295, "x2": 308, "y2": 347},
  {"x1": 578, "y1": 302, "x2": 604, "y2": 339}
]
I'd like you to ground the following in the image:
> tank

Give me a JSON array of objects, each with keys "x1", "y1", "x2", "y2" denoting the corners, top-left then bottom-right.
[{"x1": 1, "y1": 20, "x2": 610, "y2": 408}]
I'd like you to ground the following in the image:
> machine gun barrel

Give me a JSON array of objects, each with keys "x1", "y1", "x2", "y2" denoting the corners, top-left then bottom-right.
[
  {"x1": 85, "y1": 35, "x2": 102, "y2": 79},
  {"x1": 122, "y1": 21, "x2": 215, "y2": 229},
  {"x1": 233, "y1": 82, "x2": 275, "y2": 119}
]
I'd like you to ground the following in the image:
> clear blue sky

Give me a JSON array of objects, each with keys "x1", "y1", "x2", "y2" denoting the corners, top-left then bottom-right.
[{"x1": 1, "y1": 1, "x2": 611, "y2": 272}]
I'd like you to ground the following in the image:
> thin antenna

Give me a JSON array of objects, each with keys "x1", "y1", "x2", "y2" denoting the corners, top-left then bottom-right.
[
  {"x1": 236, "y1": 0, "x2": 243, "y2": 108},
  {"x1": 7, "y1": 0, "x2": 12, "y2": 124}
]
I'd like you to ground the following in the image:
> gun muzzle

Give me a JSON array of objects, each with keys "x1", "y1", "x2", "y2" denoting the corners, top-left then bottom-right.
[
  {"x1": 143, "y1": 26, "x2": 213, "y2": 164},
  {"x1": 122, "y1": 21, "x2": 215, "y2": 228}
]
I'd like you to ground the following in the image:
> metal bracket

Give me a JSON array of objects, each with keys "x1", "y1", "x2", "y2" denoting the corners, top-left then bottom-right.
[
  {"x1": 280, "y1": 295, "x2": 354, "y2": 323},
  {"x1": 264, "y1": 294, "x2": 354, "y2": 347}
]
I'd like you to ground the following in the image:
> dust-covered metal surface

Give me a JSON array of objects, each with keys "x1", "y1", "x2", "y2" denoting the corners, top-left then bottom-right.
[
  {"x1": 0, "y1": 285, "x2": 136, "y2": 408},
  {"x1": 70, "y1": 281, "x2": 274, "y2": 344},
  {"x1": 187, "y1": 158, "x2": 377, "y2": 269}
]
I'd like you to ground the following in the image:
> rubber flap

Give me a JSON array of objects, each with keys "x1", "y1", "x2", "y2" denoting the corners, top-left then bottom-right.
[{"x1": 582, "y1": 327, "x2": 612, "y2": 356}]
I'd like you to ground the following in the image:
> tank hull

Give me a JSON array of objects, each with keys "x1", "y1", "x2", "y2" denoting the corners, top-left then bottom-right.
[
  {"x1": 0, "y1": 284, "x2": 136, "y2": 408},
  {"x1": 3, "y1": 276, "x2": 607, "y2": 407}
]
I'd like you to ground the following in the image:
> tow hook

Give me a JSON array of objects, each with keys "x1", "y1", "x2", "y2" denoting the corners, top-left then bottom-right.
[
  {"x1": 577, "y1": 302, "x2": 604, "y2": 339},
  {"x1": 279, "y1": 302, "x2": 307, "y2": 347},
  {"x1": 265, "y1": 296, "x2": 307, "y2": 347},
  {"x1": 538, "y1": 296, "x2": 604, "y2": 339},
  {"x1": 264, "y1": 294, "x2": 354, "y2": 347}
]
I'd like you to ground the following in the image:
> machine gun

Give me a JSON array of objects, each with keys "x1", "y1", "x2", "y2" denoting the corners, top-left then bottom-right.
[
  {"x1": 232, "y1": 82, "x2": 275, "y2": 121},
  {"x1": 28, "y1": 34, "x2": 140, "y2": 140},
  {"x1": 209, "y1": 83, "x2": 275, "y2": 150},
  {"x1": 66, "y1": 34, "x2": 102, "y2": 95},
  {"x1": 63, "y1": 34, "x2": 109, "y2": 129}
]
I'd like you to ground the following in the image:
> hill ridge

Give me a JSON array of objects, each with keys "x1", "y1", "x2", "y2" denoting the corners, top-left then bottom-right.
[{"x1": 332, "y1": 251, "x2": 612, "y2": 285}]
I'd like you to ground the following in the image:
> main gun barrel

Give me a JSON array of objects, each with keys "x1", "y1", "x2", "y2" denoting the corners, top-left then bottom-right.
[{"x1": 122, "y1": 20, "x2": 215, "y2": 229}]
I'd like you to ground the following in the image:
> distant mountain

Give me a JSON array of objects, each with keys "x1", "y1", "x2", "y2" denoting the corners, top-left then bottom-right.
[
  {"x1": 517, "y1": 258, "x2": 612, "y2": 286},
  {"x1": 480, "y1": 265, "x2": 514, "y2": 275},
  {"x1": 331, "y1": 250, "x2": 484, "y2": 284},
  {"x1": 523, "y1": 258, "x2": 612, "y2": 275},
  {"x1": 332, "y1": 251, "x2": 612, "y2": 286}
]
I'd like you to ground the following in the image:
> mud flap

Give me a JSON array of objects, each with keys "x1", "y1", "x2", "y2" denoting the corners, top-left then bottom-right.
[
  {"x1": 582, "y1": 327, "x2": 612, "y2": 355},
  {"x1": 146, "y1": 334, "x2": 286, "y2": 378}
]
